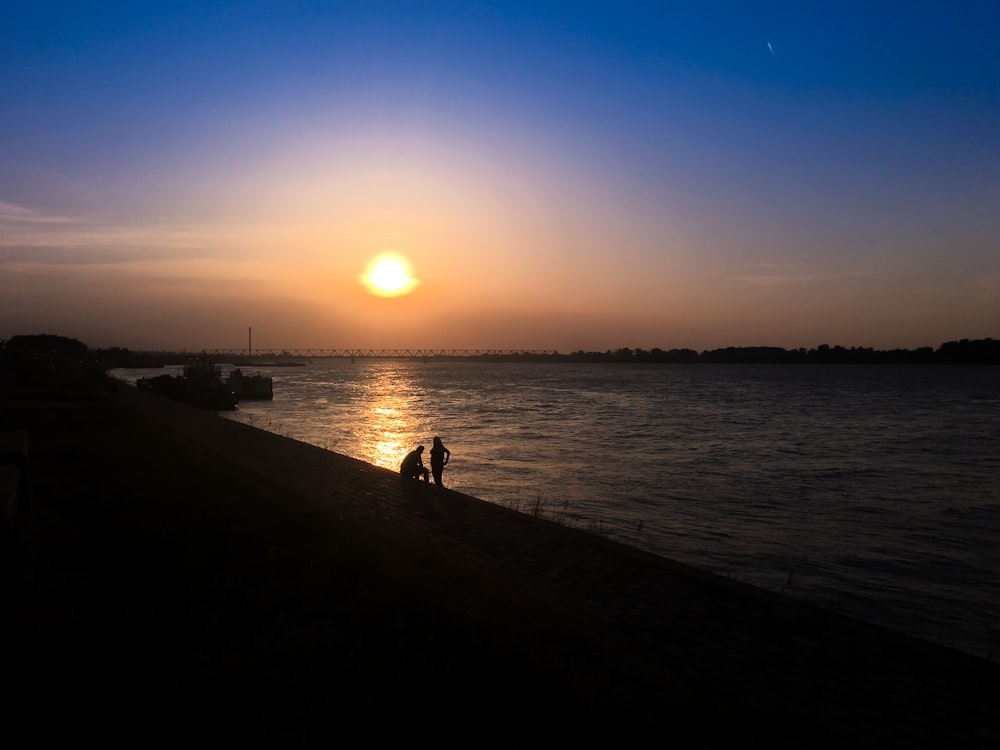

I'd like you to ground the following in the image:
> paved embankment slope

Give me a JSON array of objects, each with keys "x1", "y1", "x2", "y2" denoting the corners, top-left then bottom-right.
[{"x1": 4, "y1": 383, "x2": 999, "y2": 747}]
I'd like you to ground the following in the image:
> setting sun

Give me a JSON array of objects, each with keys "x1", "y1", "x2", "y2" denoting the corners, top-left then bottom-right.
[{"x1": 361, "y1": 253, "x2": 419, "y2": 297}]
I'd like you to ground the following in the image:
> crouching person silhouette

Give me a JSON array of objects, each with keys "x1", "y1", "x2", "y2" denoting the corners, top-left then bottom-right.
[{"x1": 400, "y1": 445, "x2": 429, "y2": 482}]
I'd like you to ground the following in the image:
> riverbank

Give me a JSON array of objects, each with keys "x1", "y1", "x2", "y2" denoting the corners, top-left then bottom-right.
[
  {"x1": 0, "y1": 377, "x2": 711, "y2": 745},
  {"x1": 3, "y1": 375, "x2": 999, "y2": 747}
]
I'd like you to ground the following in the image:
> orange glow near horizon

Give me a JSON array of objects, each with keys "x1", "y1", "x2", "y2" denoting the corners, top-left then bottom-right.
[{"x1": 361, "y1": 253, "x2": 419, "y2": 297}]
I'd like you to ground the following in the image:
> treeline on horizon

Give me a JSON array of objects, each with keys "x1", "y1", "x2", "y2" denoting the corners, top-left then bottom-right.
[
  {"x1": 2, "y1": 334, "x2": 999, "y2": 366},
  {"x1": 552, "y1": 339, "x2": 1000, "y2": 365}
]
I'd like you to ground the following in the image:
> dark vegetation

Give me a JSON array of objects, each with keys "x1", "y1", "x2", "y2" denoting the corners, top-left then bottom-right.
[
  {"x1": 505, "y1": 338, "x2": 1000, "y2": 364},
  {"x1": 1, "y1": 333, "x2": 167, "y2": 371}
]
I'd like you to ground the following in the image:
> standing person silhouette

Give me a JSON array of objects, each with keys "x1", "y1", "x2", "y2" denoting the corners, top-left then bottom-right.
[
  {"x1": 430, "y1": 436, "x2": 451, "y2": 487},
  {"x1": 400, "y1": 445, "x2": 429, "y2": 482}
]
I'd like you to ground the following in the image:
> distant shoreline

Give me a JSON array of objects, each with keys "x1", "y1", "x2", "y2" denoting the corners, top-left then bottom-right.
[
  {"x1": 113, "y1": 338, "x2": 1000, "y2": 367},
  {"x1": 4, "y1": 334, "x2": 998, "y2": 369}
]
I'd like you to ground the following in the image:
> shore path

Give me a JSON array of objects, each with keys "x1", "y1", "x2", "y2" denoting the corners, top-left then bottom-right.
[{"x1": 6, "y1": 383, "x2": 1000, "y2": 747}]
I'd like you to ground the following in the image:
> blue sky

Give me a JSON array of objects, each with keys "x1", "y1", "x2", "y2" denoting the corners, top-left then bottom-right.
[{"x1": 2, "y1": 1, "x2": 998, "y2": 351}]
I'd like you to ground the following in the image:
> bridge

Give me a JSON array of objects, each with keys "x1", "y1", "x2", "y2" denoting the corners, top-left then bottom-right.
[{"x1": 202, "y1": 348, "x2": 560, "y2": 360}]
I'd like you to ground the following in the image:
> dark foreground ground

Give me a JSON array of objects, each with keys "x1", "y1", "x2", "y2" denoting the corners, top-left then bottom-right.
[{"x1": 2, "y1": 373, "x2": 999, "y2": 748}]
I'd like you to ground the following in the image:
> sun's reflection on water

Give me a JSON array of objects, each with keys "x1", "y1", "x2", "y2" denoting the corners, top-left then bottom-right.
[
  {"x1": 357, "y1": 366, "x2": 423, "y2": 472},
  {"x1": 370, "y1": 405, "x2": 407, "y2": 470}
]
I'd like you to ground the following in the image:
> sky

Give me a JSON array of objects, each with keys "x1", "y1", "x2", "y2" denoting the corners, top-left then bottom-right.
[{"x1": 2, "y1": 1, "x2": 998, "y2": 353}]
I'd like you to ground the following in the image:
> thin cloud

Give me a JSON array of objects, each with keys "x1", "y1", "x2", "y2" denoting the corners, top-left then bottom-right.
[
  {"x1": 128, "y1": 274, "x2": 270, "y2": 292},
  {"x1": 0, "y1": 244, "x2": 215, "y2": 266},
  {"x1": 736, "y1": 268, "x2": 878, "y2": 286},
  {"x1": 0, "y1": 201, "x2": 80, "y2": 225},
  {"x1": 736, "y1": 274, "x2": 818, "y2": 287}
]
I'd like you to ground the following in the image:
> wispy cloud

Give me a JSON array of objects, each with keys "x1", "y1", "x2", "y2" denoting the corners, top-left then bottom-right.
[
  {"x1": 736, "y1": 273, "x2": 817, "y2": 287},
  {"x1": 0, "y1": 207, "x2": 249, "y2": 267},
  {"x1": 0, "y1": 201, "x2": 80, "y2": 225},
  {"x1": 735, "y1": 268, "x2": 877, "y2": 287},
  {"x1": 0, "y1": 245, "x2": 211, "y2": 266}
]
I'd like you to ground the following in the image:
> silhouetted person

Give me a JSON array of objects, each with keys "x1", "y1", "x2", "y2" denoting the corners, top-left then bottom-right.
[
  {"x1": 400, "y1": 445, "x2": 429, "y2": 482},
  {"x1": 430, "y1": 436, "x2": 451, "y2": 486}
]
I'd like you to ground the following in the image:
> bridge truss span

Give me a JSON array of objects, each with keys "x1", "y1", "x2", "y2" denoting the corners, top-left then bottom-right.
[{"x1": 202, "y1": 348, "x2": 560, "y2": 360}]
